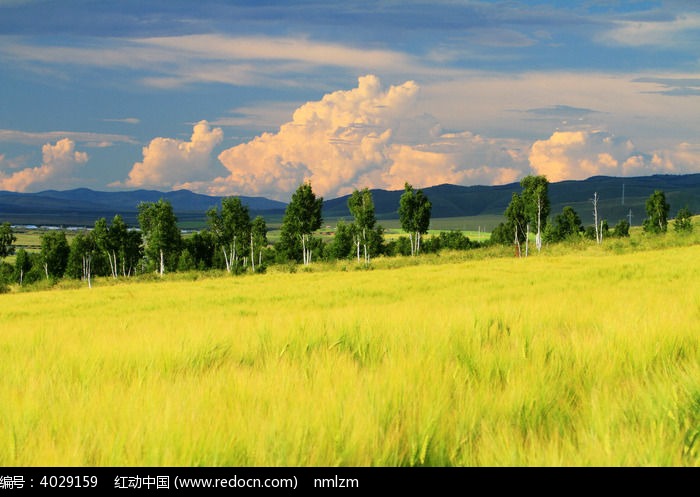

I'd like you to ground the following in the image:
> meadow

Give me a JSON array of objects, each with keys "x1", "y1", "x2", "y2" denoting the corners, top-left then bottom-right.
[{"x1": 1, "y1": 235, "x2": 699, "y2": 466}]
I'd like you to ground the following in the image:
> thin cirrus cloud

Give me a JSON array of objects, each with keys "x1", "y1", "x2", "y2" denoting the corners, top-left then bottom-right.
[
  {"x1": 0, "y1": 138, "x2": 88, "y2": 192},
  {"x1": 0, "y1": 34, "x2": 418, "y2": 90},
  {"x1": 0, "y1": 129, "x2": 136, "y2": 147},
  {"x1": 599, "y1": 13, "x2": 700, "y2": 47}
]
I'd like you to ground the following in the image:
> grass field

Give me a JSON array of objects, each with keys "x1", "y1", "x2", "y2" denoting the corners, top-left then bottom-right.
[{"x1": 1, "y1": 232, "x2": 699, "y2": 466}]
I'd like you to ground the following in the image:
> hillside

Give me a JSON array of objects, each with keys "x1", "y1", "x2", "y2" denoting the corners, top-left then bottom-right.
[
  {"x1": 1, "y1": 173, "x2": 699, "y2": 229},
  {"x1": 325, "y1": 173, "x2": 700, "y2": 227}
]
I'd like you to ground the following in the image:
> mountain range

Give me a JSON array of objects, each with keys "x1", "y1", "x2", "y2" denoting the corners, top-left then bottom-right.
[{"x1": 2, "y1": 173, "x2": 700, "y2": 229}]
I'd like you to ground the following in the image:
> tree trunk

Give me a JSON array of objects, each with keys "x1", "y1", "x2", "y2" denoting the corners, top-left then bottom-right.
[
  {"x1": 222, "y1": 246, "x2": 231, "y2": 273},
  {"x1": 536, "y1": 196, "x2": 542, "y2": 252},
  {"x1": 593, "y1": 192, "x2": 600, "y2": 244},
  {"x1": 250, "y1": 232, "x2": 255, "y2": 273},
  {"x1": 112, "y1": 250, "x2": 118, "y2": 278},
  {"x1": 159, "y1": 249, "x2": 164, "y2": 277},
  {"x1": 525, "y1": 223, "x2": 529, "y2": 257}
]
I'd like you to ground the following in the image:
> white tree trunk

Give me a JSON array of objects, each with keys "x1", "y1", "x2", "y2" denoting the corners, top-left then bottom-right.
[
  {"x1": 250, "y1": 232, "x2": 255, "y2": 273},
  {"x1": 593, "y1": 192, "x2": 600, "y2": 244},
  {"x1": 536, "y1": 196, "x2": 542, "y2": 252},
  {"x1": 112, "y1": 250, "x2": 118, "y2": 278},
  {"x1": 159, "y1": 249, "x2": 164, "y2": 277},
  {"x1": 525, "y1": 223, "x2": 529, "y2": 257},
  {"x1": 301, "y1": 234, "x2": 308, "y2": 265}
]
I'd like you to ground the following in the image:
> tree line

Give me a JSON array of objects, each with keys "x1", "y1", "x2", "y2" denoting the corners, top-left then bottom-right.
[
  {"x1": 489, "y1": 175, "x2": 693, "y2": 256},
  {"x1": 0, "y1": 182, "x2": 443, "y2": 289},
  {"x1": 0, "y1": 176, "x2": 694, "y2": 290}
]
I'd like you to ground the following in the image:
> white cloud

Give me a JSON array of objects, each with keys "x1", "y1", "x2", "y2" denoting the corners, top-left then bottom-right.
[
  {"x1": 102, "y1": 117, "x2": 140, "y2": 125},
  {"x1": 0, "y1": 129, "x2": 136, "y2": 147},
  {"x1": 528, "y1": 130, "x2": 700, "y2": 181},
  {"x1": 115, "y1": 120, "x2": 223, "y2": 189},
  {"x1": 207, "y1": 75, "x2": 526, "y2": 201},
  {"x1": 0, "y1": 34, "x2": 418, "y2": 90},
  {"x1": 600, "y1": 13, "x2": 700, "y2": 47},
  {"x1": 0, "y1": 138, "x2": 88, "y2": 192}
]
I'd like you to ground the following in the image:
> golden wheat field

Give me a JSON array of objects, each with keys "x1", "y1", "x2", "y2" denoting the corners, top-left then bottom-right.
[{"x1": 1, "y1": 242, "x2": 699, "y2": 467}]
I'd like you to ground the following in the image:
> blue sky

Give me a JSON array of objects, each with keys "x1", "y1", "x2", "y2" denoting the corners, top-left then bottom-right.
[{"x1": 1, "y1": 0, "x2": 699, "y2": 201}]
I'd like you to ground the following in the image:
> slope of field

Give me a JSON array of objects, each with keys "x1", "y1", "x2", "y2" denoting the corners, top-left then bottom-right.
[{"x1": 1, "y1": 242, "x2": 699, "y2": 466}]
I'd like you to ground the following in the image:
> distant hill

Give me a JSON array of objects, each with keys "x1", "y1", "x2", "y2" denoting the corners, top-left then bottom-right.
[
  {"x1": 324, "y1": 173, "x2": 700, "y2": 228},
  {"x1": 2, "y1": 173, "x2": 700, "y2": 229},
  {"x1": 0, "y1": 188, "x2": 286, "y2": 227}
]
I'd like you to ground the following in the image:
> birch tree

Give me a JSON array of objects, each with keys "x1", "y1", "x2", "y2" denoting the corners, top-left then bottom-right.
[
  {"x1": 520, "y1": 175, "x2": 550, "y2": 252},
  {"x1": 67, "y1": 230, "x2": 98, "y2": 288},
  {"x1": 250, "y1": 215, "x2": 268, "y2": 272},
  {"x1": 137, "y1": 199, "x2": 182, "y2": 276},
  {"x1": 505, "y1": 192, "x2": 527, "y2": 257},
  {"x1": 398, "y1": 183, "x2": 432, "y2": 256},
  {"x1": 279, "y1": 182, "x2": 323, "y2": 265},
  {"x1": 207, "y1": 197, "x2": 251, "y2": 273},
  {"x1": 642, "y1": 190, "x2": 670, "y2": 234},
  {"x1": 348, "y1": 188, "x2": 381, "y2": 264},
  {"x1": 40, "y1": 230, "x2": 70, "y2": 279}
]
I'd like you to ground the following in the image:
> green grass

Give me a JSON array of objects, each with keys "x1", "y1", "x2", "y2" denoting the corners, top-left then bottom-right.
[{"x1": 1, "y1": 232, "x2": 699, "y2": 466}]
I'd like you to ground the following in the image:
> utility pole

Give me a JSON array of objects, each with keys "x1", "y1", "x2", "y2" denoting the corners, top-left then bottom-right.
[{"x1": 628, "y1": 208, "x2": 633, "y2": 226}]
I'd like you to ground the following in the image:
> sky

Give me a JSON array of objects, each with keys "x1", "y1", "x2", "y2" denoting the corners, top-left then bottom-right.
[{"x1": 1, "y1": 0, "x2": 699, "y2": 202}]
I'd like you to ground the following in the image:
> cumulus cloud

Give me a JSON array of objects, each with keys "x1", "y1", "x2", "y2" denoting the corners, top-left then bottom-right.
[
  {"x1": 209, "y1": 75, "x2": 526, "y2": 201},
  {"x1": 0, "y1": 138, "x2": 88, "y2": 192},
  {"x1": 528, "y1": 130, "x2": 700, "y2": 181},
  {"x1": 115, "y1": 120, "x2": 223, "y2": 189}
]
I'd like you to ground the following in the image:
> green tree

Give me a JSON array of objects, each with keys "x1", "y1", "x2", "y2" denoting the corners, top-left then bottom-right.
[
  {"x1": 612, "y1": 219, "x2": 630, "y2": 238},
  {"x1": 183, "y1": 230, "x2": 216, "y2": 270},
  {"x1": 520, "y1": 175, "x2": 550, "y2": 252},
  {"x1": 398, "y1": 182, "x2": 432, "y2": 256},
  {"x1": 0, "y1": 222, "x2": 16, "y2": 260},
  {"x1": 673, "y1": 206, "x2": 693, "y2": 233},
  {"x1": 642, "y1": 190, "x2": 670, "y2": 234},
  {"x1": 137, "y1": 199, "x2": 182, "y2": 276},
  {"x1": 66, "y1": 230, "x2": 98, "y2": 287},
  {"x1": 207, "y1": 197, "x2": 252, "y2": 273},
  {"x1": 504, "y1": 192, "x2": 527, "y2": 255},
  {"x1": 327, "y1": 220, "x2": 354, "y2": 260},
  {"x1": 40, "y1": 230, "x2": 70, "y2": 279},
  {"x1": 94, "y1": 215, "x2": 141, "y2": 278},
  {"x1": 348, "y1": 187, "x2": 383, "y2": 264},
  {"x1": 13, "y1": 249, "x2": 44, "y2": 286},
  {"x1": 250, "y1": 215, "x2": 268, "y2": 272},
  {"x1": 279, "y1": 182, "x2": 323, "y2": 265},
  {"x1": 546, "y1": 206, "x2": 584, "y2": 243}
]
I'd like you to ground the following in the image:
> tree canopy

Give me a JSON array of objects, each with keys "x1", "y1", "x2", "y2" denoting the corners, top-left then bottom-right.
[
  {"x1": 137, "y1": 199, "x2": 182, "y2": 276},
  {"x1": 643, "y1": 190, "x2": 670, "y2": 234},
  {"x1": 398, "y1": 183, "x2": 432, "y2": 256},
  {"x1": 279, "y1": 182, "x2": 323, "y2": 265}
]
